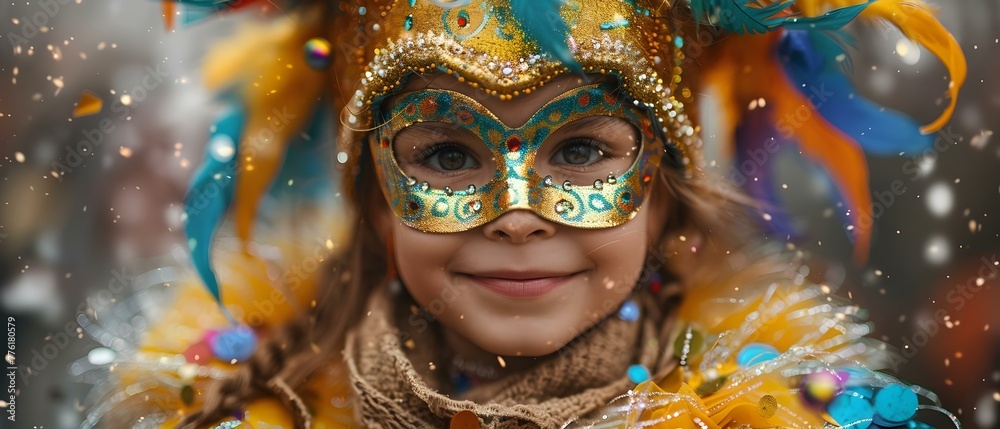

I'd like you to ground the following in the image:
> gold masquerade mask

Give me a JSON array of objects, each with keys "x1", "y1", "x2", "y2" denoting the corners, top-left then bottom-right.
[
  {"x1": 371, "y1": 81, "x2": 673, "y2": 232},
  {"x1": 334, "y1": 0, "x2": 700, "y2": 230}
]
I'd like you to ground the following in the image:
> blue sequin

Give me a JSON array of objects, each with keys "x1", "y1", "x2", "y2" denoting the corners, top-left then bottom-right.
[
  {"x1": 828, "y1": 392, "x2": 873, "y2": 429},
  {"x1": 873, "y1": 384, "x2": 918, "y2": 426},
  {"x1": 627, "y1": 364, "x2": 650, "y2": 383},
  {"x1": 404, "y1": 14, "x2": 414, "y2": 30},
  {"x1": 617, "y1": 300, "x2": 640, "y2": 322},
  {"x1": 599, "y1": 19, "x2": 629, "y2": 30},
  {"x1": 210, "y1": 326, "x2": 258, "y2": 362},
  {"x1": 736, "y1": 343, "x2": 780, "y2": 367}
]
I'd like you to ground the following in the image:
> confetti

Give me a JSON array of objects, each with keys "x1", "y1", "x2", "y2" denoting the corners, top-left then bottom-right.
[
  {"x1": 926, "y1": 183, "x2": 953, "y2": 217},
  {"x1": 52, "y1": 76, "x2": 64, "y2": 95},
  {"x1": 73, "y1": 90, "x2": 103, "y2": 117},
  {"x1": 14, "y1": 152, "x2": 25, "y2": 163},
  {"x1": 971, "y1": 130, "x2": 993, "y2": 149},
  {"x1": 119, "y1": 147, "x2": 132, "y2": 158}
]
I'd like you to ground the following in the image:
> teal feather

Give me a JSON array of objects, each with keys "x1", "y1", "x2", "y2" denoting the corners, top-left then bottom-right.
[
  {"x1": 185, "y1": 105, "x2": 244, "y2": 319},
  {"x1": 509, "y1": 0, "x2": 581, "y2": 73},
  {"x1": 689, "y1": 0, "x2": 872, "y2": 35}
]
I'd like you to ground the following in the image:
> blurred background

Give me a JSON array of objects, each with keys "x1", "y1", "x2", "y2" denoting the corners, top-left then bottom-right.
[{"x1": 0, "y1": 0, "x2": 998, "y2": 427}]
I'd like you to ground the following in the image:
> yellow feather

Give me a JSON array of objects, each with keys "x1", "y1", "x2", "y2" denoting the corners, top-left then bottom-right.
[{"x1": 201, "y1": 9, "x2": 328, "y2": 248}]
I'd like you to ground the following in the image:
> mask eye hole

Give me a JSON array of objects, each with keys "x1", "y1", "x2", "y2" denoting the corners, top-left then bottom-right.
[
  {"x1": 536, "y1": 116, "x2": 641, "y2": 185},
  {"x1": 389, "y1": 122, "x2": 498, "y2": 190}
]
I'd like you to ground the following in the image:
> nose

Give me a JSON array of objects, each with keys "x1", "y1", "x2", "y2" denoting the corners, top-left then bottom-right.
[{"x1": 482, "y1": 210, "x2": 556, "y2": 243}]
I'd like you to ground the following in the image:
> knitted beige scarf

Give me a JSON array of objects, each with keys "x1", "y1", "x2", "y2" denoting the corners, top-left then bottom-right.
[{"x1": 344, "y1": 282, "x2": 680, "y2": 428}]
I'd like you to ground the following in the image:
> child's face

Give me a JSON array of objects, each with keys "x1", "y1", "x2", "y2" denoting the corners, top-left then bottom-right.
[{"x1": 376, "y1": 74, "x2": 669, "y2": 357}]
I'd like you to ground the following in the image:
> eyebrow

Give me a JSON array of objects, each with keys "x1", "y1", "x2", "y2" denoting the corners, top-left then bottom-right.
[
  {"x1": 394, "y1": 122, "x2": 473, "y2": 142},
  {"x1": 556, "y1": 116, "x2": 635, "y2": 136}
]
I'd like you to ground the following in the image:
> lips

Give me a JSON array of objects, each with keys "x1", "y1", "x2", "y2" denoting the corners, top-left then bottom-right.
[{"x1": 460, "y1": 270, "x2": 579, "y2": 298}]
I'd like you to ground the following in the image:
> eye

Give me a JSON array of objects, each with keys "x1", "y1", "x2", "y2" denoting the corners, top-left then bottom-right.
[
  {"x1": 419, "y1": 143, "x2": 479, "y2": 172},
  {"x1": 552, "y1": 139, "x2": 606, "y2": 166}
]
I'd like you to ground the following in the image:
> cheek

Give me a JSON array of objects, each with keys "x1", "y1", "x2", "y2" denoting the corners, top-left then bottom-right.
[
  {"x1": 392, "y1": 223, "x2": 463, "y2": 298},
  {"x1": 578, "y1": 213, "x2": 651, "y2": 299}
]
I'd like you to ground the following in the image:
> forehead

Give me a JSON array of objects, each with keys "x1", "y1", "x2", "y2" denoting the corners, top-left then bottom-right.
[{"x1": 386, "y1": 73, "x2": 614, "y2": 128}]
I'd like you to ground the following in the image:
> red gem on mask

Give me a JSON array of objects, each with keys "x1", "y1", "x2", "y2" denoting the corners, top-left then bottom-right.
[
  {"x1": 577, "y1": 92, "x2": 591, "y2": 107},
  {"x1": 457, "y1": 16, "x2": 468, "y2": 27},
  {"x1": 380, "y1": 138, "x2": 389, "y2": 148},
  {"x1": 506, "y1": 136, "x2": 521, "y2": 152}
]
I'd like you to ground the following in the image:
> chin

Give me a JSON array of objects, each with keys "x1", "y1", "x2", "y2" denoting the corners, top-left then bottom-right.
[{"x1": 458, "y1": 321, "x2": 575, "y2": 357}]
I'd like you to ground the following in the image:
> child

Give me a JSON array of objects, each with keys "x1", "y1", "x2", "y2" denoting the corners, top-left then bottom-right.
[{"x1": 77, "y1": 0, "x2": 966, "y2": 428}]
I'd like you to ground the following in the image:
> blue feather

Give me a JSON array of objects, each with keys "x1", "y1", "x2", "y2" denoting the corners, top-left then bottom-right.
[
  {"x1": 269, "y1": 104, "x2": 334, "y2": 199},
  {"x1": 778, "y1": 30, "x2": 932, "y2": 155},
  {"x1": 509, "y1": 0, "x2": 581, "y2": 73},
  {"x1": 185, "y1": 106, "x2": 244, "y2": 309},
  {"x1": 733, "y1": 105, "x2": 802, "y2": 241},
  {"x1": 689, "y1": 0, "x2": 872, "y2": 35}
]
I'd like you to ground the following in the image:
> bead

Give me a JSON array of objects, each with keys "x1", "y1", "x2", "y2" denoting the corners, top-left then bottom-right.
[
  {"x1": 183, "y1": 340, "x2": 213, "y2": 364},
  {"x1": 695, "y1": 376, "x2": 727, "y2": 396},
  {"x1": 470, "y1": 200, "x2": 482, "y2": 212},
  {"x1": 827, "y1": 391, "x2": 873, "y2": 429},
  {"x1": 420, "y1": 181, "x2": 429, "y2": 191},
  {"x1": 799, "y1": 371, "x2": 842, "y2": 408},
  {"x1": 180, "y1": 385, "x2": 195, "y2": 406},
  {"x1": 627, "y1": 364, "x2": 650, "y2": 383},
  {"x1": 607, "y1": 174, "x2": 617, "y2": 184},
  {"x1": 209, "y1": 326, "x2": 258, "y2": 363},
  {"x1": 593, "y1": 179, "x2": 603, "y2": 190},
  {"x1": 467, "y1": 184, "x2": 476, "y2": 194},
  {"x1": 846, "y1": 385, "x2": 875, "y2": 401},
  {"x1": 450, "y1": 410, "x2": 481, "y2": 429},
  {"x1": 562, "y1": 180, "x2": 572, "y2": 190},
  {"x1": 303, "y1": 38, "x2": 332, "y2": 70},
  {"x1": 444, "y1": 186, "x2": 453, "y2": 196},
  {"x1": 736, "y1": 343, "x2": 780, "y2": 367},
  {"x1": 873, "y1": 384, "x2": 918, "y2": 426},
  {"x1": 617, "y1": 300, "x2": 639, "y2": 322},
  {"x1": 178, "y1": 363, "x2": 198, "y2": 383},
  {"x1": 543, "y1": 175, "x2": 553, "y2": 186},
  {"x1": 672, "y1": 325, "x2": 704, "y2": 365},
  {"x1": 554, "y1": 200, "x2": 573, "y2": 214},
  {"x1": 86, "y1": 347, "x2": 116, "y2": 365},
  {"x1": 757, "y1": 395, "x2": 778, "y2": 418}
]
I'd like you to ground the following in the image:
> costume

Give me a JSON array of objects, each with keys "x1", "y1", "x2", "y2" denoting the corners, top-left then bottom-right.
[{"x1": 75, "y1": 0, "x2": 967, "y2": 428}]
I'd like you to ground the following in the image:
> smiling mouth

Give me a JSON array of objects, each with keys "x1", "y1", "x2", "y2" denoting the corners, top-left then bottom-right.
[{"x1": 459, "y1": 271, "x2": 581, "y2": 299}]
